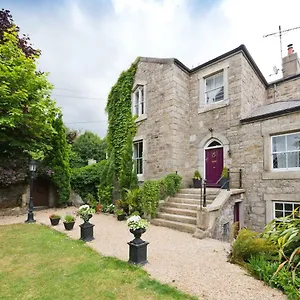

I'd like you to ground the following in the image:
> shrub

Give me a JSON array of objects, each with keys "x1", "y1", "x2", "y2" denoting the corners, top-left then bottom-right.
[
  {"x1": 49, "y1": 214, "x2": 61, "y2": 219},
  {"x1": 193, "y1": 170, "x2": 201, "y2": 180},
  {"x1": 164, "y1": 173, "x2": 182, "y2": 196},
  {"x1": 141, "y1": 180, "x2": 160, "y2": 218},
  {"x1": 124, "y1": 188, "x2": 142, "y2": 215},
  {"x1": 230, "y1": 228, "x2": 277, "y2": 264},
  {"x1": 64, "y1": 214, "x2": 75, "y2": 223},
  {"x1": 98, "y1": 185, "x2": 113, "y2": 206},
  {"x1": 71, "y1": 160, "x2": 107, "y2": 199},
  {"x1": 263, "y1": 210, "x2": 300, "y2": 266},
  {"x1": 248, "y1": 256, "x2": 300, "y2": 300}
]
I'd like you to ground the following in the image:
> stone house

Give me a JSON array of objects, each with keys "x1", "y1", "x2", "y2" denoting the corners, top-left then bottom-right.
[{"x1": 131, "y1": 43, "x2": 300, "y2": 234}]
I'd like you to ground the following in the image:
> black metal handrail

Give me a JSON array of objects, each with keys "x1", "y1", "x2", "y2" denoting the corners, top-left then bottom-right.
[
  {"x1": 227, "y1": 168, "x2": 242, "y2": 191},
  {"x1": 200, "y1": 179, "x2": 207, "y2": 209}
]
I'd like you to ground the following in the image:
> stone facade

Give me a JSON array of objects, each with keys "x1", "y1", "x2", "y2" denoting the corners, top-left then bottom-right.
[{"x1": 133, "y1": 45, "x2": 300, "y2": 231}]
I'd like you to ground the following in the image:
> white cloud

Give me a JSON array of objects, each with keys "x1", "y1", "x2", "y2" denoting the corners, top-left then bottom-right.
[{"x1": 5, "y1": 0, "x2": 300, "y2": 137}]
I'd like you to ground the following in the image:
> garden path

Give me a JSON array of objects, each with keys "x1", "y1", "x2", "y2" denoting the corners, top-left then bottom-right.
[{"x1": 0, "y1": 208, "x2": 287, "y2": 300}]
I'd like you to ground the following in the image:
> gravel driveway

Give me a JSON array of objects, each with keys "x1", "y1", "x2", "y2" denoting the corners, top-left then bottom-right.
[{"x1": 0, "y1": 208, "x2": 286, "y2": 300}]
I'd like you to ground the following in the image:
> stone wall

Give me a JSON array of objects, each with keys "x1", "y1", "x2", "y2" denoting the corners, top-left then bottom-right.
[
  {"x1": 267, "y1": 76, "x2": 300, "y2": 103},
  {"x1": 188, "y1": 53, "x2": 243, "y2": 182},
  {"x1": 240, "y1": 113, "x2": 300, "y2": 231},
  {"x1": 241, "y1": 55, "x2": 266, "y2": 119},
  {"x1": 0, "y1": 183, "x2": 27, "y2": 208},
  {"x1": 211, "y1": 193, "x2": 243, "y2": 241},
  {"x1": 134, "y1": 59, "x2": 190, "y2": 182},
  {"x1": 135, "y1": 51, "x2": 300, "y2": 232}
]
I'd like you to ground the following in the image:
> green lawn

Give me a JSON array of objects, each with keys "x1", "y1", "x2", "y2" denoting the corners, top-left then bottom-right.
[{"x1": 0, "y1": 224, "x2": 196, "y2": 300}]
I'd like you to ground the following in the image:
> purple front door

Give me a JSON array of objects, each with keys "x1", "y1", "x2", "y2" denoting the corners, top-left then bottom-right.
[{"x1": 205, "y1": 148, "x2": 223, "y2": 186}]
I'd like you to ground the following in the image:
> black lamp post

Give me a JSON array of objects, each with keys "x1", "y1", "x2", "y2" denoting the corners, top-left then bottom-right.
[{"x1": 25, "y1": 159, "x2": 37, "y2": 223}]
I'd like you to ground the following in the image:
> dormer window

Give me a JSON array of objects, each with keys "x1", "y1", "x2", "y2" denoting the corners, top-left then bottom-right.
[
  {"x1": 133, "y1": 85, "x2": 145, "y2": 116},
  {"x1": 205, "y1": 71, "x2": 224, "y2": 104}
]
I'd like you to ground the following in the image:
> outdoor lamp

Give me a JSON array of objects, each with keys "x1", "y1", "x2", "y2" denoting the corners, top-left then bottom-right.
[{"x1": 25, "y1": 159, "x2": 37, "y2": 223}]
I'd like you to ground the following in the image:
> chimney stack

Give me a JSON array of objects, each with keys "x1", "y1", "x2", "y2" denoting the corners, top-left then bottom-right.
[{"x1": 282, "y1": 44, "x2": 300, "y2": 78}]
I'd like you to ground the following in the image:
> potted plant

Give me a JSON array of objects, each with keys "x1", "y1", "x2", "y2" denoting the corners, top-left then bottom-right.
[
  {"x1": 96, "y1": 203, "x2": 102, "y2": 214},
  {"x1": 107, "y1": 203, "x2": 115, "y2": 214},
  {"x1": 192, "y1": 170, "x2": 202, "y2": 188},
  {"x1": 77, "y1": 204, "x2": 95, "y2": 242},
  {"x1": 127, "y1": 215, "x2": 149, "y2": 243},
  {"x1": 220, "y1": 167, "x2": 229, "y2": 189},
  {"x1": 63, "y1": 214, "x2": 76, "y2": 231},
  {"x1": 115, "y1": 208, "x2": 126, "y2": 221},
  {"x1": 49, "y1": 214, "x2": 61, "y2": 226},
  {"x1": 127, "y1": 215, "x2": 149, "y2": 265}
]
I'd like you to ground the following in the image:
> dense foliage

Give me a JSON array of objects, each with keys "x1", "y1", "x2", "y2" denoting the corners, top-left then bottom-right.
[
  {"x1": 43, "y1": 115, "x2": 71, "y2": 204},
  {"x1": 0, "y1": 29, "x2": 59, "y2": 159},
  {"x1": 123, "y1": 173, "x2": 182, "y2": 217},
  {"x1": 70, "y1": 131, "x2": 107, "y2": 168},
  {"x1": 0, "y1": 9, "x2": 39, "y2": 57},
  {"x1": 119, "y1": 134, "x2": 138, "y2": 200},
  {"x1": 105, "y1": 59, "x2": 138, "y2": 184},
  {"x1": 71, "y1": 160, "x2": 107, "y2": 200},
  {"x1": 231, "y1": 211, "x2": 300, "y2": 299},
  {"x1": 0, "y1": 158, "x2": 27, "y2": 186},
  {"x1": 0, "y1": 15, "x2": 70, "y2": 204}
]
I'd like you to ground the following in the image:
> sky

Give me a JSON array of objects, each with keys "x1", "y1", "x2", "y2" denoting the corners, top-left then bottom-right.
[{"x1": 2, "y1": 0, "x2": 300, "y2": 137}]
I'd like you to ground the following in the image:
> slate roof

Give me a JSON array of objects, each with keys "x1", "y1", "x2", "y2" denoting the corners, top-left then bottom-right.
[{"x1": 240, "y1": 100, "x2": 300, "y2": 123}]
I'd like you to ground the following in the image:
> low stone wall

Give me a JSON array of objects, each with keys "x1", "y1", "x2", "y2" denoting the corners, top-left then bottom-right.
[
  {"x1": 194, "y1": 189, "x2": 245, "y2": 241},
  {"x1": 0, "y1": 206, "x2": 27, "y2": 217},
  {"x1": 0, "y1": 183, "x2": 27, "y2": 209}
]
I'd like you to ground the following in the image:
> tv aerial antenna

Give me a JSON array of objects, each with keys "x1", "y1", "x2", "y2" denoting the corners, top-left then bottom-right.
[{"x1": 263, "y1": 25, "x2": 300, "y2": 61}]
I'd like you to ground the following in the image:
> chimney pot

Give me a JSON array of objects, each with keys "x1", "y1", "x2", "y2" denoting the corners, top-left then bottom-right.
[{"x1": 288, "y1": 44, "x2": 294, "y2": 55}]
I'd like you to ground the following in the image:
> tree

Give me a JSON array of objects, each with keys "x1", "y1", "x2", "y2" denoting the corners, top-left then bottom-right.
[
  {"x1": 70, "y1": 131, "x2": 107, "y2": 168},
  {"x1": 0, "y1": 9, "x2": 39, "y2": 57},
  {"x1": 0, "y1": 28, "x2": 59, "y2": 159}
]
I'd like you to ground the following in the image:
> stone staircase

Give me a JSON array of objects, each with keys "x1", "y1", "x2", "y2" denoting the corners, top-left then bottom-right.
[{"x1": 151, "y1": 188, "x2": 220, "y2": 234}]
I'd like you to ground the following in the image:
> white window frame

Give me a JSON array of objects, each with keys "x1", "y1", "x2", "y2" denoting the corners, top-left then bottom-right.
[
  {"x1": 133, "y1": 140, "x2": 143, "y2": 176},
  {"x1": 204, "y1": 71, "x2": 224, "y2": 105},
  {"x1": 132, "y1": 85, "x2": 145, "y2": 117},
  {"x1": 271, "y1": 132, "x2": 300, "y2": 171},
  {"x1": 198, "y1": 61, "x2": 229, "y2": 114},
  {"x1": 273, "y1": 201, "x2": 300, "y2": 219}
]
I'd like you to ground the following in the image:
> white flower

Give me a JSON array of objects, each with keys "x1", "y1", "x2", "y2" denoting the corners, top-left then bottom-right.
[{"x1": 127, "y1": 215, "x2": 149, "y2": 230}]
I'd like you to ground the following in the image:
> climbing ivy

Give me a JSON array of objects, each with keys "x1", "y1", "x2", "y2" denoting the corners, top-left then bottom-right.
[
  {"x1": 105, "y1": 59, "x2": 139, "y2": 183},
  {"x1": 43, "y1": 115, "x2": 71, "y2": 204}
]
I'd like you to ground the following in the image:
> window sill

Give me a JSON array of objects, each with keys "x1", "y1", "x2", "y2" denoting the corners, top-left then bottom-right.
[
  {"x1": 262, "y1": 171, "x2": 300, "y2": 180},
  {"x1": 137, "y1": 174, "x2": 144, "y2": 182},
  {"x1": 198, "y1": 99, "x2": 229, "y2": 114},
  {"x1": 135, "y1": 114, "x2": 147, "y2": 123}
]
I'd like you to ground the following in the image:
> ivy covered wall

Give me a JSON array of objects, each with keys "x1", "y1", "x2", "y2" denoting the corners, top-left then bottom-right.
[{"x1": 105, "y1": 59, "x2": 139, "y2": 199}]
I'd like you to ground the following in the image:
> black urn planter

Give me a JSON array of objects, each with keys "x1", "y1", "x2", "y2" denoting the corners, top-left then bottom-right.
[
  {"x1": 50, "y1": 218, "x2": 60, "y2": 226},
  {"x1": 193, "y1": 178, "x2": 202, "y2": 188},
  {"x1": 220, "y1": 178, "x2": 229, "y2": 189},
  {"x1": 63, "y1": 221, "x2": 75, "y2": 231},
  {"x1": 128, "y1": 228, "x2": 149, "y2": 265},
  {"x1": 80, "y1": 221, "x2": 94, "y2": 242},
  {"x1": 117, "y1": 214, "x2": 126, "y2": 221}
]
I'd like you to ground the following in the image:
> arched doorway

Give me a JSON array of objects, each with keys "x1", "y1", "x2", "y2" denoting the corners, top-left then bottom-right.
[{"x1": 205, "y1": 139, "x2": 223, "y2": 187}]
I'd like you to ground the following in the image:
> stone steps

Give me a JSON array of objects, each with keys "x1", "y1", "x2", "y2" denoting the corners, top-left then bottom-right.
[
  {"x1": 151, "y1": 218, "x2": 196, "y2": 234},
  {"x1": 152, "y1": 188, "x2": 220, "y2": 234},
  {"x1": 160, "y1": 206, "x2": 197, "y2": 217},
  {"x1": 168, "y1": 197, "x2": 213, "y2": 205},
  {"x1": 178, "y1": 188, "x2": 220, "y2": 195},
  {"x1": 157, "y1": 212, "x2": 197, "y2": 225}
]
